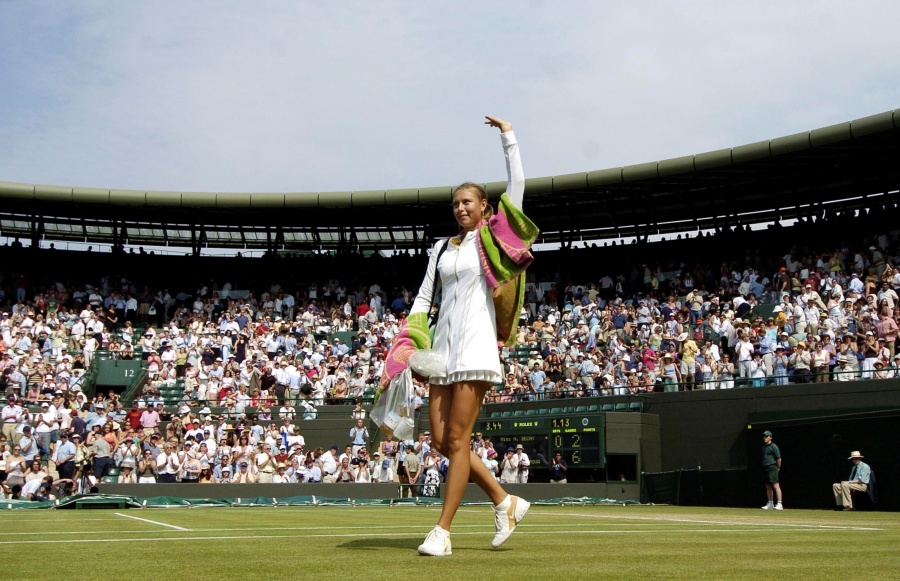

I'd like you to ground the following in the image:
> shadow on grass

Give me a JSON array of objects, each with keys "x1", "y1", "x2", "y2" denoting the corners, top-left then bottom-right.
[
  {"x1": 338, "y1": 537, "x2": 420, "y2": 551},
  {"x1": 338, "y1": 537, "x2": 509, "y2": 554}
]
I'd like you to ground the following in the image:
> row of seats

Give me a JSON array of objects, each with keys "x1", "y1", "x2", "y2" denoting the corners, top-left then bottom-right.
[{"x1": 488, "y1": 402, "x2": 643, "y2": 417}]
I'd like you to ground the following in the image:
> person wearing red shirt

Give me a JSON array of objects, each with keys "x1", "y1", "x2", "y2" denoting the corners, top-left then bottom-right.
[{"x1": 125, "y1": 402, "x2": 143, "y2": 431}]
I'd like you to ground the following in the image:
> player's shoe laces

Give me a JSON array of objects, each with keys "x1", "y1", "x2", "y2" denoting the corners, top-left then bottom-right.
[
  {"x1": 418, "y1": 526, "x2": 451, "y2": 556},
  {"x1": 492, "y1": 495, "x2": 530, "y2": 548}
]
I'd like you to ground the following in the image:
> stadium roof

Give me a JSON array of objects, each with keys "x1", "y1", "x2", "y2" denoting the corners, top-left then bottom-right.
[{"x1": 1, "y1": 108, "x2": 898, "y2": 252}]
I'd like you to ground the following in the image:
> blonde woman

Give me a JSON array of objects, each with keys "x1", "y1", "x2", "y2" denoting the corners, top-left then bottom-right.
[{"x1": 381, "y1": 117, "x2": 537, "y2": 556}]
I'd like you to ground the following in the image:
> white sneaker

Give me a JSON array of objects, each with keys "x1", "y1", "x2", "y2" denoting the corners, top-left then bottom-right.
[
  {"x1": 492, "y1": 495, "x2": 530, "y2": 548},
  {"x1": 418, "y1": 526, "x2": 451, "y2": 556},
  {"x1": 774, "y1": 503, "x2": 783, "y2": 510},
  {"x1": 761, "y1": 503, "x2": 774, "y2": 510}
]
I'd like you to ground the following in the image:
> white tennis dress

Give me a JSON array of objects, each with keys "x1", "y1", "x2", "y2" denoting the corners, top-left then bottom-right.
[{"x1": 410, "y1": 131, "x2": 525, "y2": 386}]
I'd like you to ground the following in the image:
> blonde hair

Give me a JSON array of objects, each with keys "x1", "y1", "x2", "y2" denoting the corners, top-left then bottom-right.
[{"x1": 453, "y1": 182, "x2": 493, "y2": 219}]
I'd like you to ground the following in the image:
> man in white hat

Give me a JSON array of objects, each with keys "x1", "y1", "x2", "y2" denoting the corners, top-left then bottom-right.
[{"x1": 832, "y1": 451, "x2": 871, "y2": 511}]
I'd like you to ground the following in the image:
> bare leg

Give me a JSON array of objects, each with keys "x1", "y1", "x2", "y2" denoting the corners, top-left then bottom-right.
[{"x1": 429, "y1": 382, "x2": 505, "y2": 531}]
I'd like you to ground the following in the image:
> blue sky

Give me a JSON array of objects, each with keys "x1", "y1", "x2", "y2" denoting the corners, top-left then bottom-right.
[{"x1": 1, "y1": 1, "x2": 898, "y2": 194}]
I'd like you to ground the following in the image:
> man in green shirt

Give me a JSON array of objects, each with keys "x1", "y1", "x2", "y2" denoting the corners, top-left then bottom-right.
[{"x1": 761, "y1": 430, "x2": 783, "y2": 510}]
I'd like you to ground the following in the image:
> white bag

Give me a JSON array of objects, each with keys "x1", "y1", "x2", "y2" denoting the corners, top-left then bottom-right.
[{"x1": 370, "y1": 369, "x2": 416, "y2": 441}]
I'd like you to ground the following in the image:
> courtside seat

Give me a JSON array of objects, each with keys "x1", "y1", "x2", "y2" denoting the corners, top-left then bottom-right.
[
  {"x1": 524, "y1": 409, "x2": 537, "y2": 416},
  {"x1": 614, "y1": 403, "x2": 627, "y2": 412},
  {"x1": 564, "y1": 406, "x2": 575, "y2": 414},
  {"x1": 574, "y1": 405, "x2": 587, "y2": 413},
  {"x1": 513, "y1": 410, "x2": 525, "y2": 417},
  {"x1": 490, "y1": 411, "x2": 502, "y2": 418},
  {"x1": 601, "y1": 404, "x2": 614, "y2": 412},
  {"x1": 629, "y1": 402, "x2": 643, "y2": 412},
  {"x1": 587, "y1": 404, "x2": 599, "y2": 412},
  {"x1": 537, "y1": 408, "x2": 549, "y2": 415},
  {"x1": 550, "y1": 407, "x2": 562, "y2": 415},
  {"x1": 501, "y1": 411, "x2": 512, "y2": 418}
]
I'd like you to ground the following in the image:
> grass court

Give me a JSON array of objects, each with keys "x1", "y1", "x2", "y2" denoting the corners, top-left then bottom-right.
[{"x1": 1, "y1": 504, "x2": 898, "y2": 579}]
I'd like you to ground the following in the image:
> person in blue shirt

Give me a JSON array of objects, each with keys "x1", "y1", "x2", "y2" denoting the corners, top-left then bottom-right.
[{"x1": 833, "y1": 451, "x2": 872, "y2": 510}]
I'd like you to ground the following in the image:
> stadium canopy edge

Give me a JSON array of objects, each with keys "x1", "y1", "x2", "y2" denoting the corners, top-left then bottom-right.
[{"x1": 0, "y1": 108, "x2": 896, "y2": 209}]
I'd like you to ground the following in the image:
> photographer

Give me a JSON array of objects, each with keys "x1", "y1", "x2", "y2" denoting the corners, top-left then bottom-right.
[
  {"x1": 499, "y1": 447, "x2": 518, "y2": 484},
  {"x1": 514, "y1": 444, "x2": 531, "y2": 483},
  {"x1": 550, "y1": 452, "x2": 568, "y2": 484},
  {"x1": 353, "y1": 447, "x2": 371, "y2": 483}
]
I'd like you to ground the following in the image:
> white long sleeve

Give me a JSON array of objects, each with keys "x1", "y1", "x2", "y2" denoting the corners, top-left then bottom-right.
[{"x1": 501, "y1": 131, "x2": 525, "y2": 209}]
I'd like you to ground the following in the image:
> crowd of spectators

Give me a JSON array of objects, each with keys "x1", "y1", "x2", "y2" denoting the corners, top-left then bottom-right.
[{"x1": 2, "y1": 225, "x2": 900, "y2": 495}]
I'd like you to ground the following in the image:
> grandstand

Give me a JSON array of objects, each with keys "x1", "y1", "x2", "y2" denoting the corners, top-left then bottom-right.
[{"x1": 1, "y1": 109, "x2": 899, "y2": 509}]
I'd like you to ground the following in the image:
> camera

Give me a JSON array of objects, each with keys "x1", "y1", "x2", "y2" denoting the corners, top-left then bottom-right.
[{"x1": 351, "y1": 457, "x2": 361, "y2": 466}]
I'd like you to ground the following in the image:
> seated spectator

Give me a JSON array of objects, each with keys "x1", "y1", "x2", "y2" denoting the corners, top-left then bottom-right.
[{"x1": 832, "y1": 451, "x2": 872, "y2": 511}]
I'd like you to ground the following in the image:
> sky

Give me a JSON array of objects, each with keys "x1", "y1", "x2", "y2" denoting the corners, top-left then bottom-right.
[{"x1": 1, "y1": 1, "x2": 898, "y2": 195}]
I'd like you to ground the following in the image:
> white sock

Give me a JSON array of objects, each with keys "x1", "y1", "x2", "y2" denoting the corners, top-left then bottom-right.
[{"x1": 495, "y1": 494, "x2": 511, "y2": 511}]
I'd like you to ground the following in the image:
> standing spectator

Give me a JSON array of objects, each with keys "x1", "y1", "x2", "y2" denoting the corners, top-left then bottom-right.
[
  {"x1": 875, "y1": 312, "x2": 899, "y2": 358},
  {"x1": 499, "y1": 447, "x2": 518, "y2": 484},
  {"x1": 749, "y1": 353, "x2": 766, "y2": 387},
  {"x1": 156, "y1": 442, "x2": 179, "y2": 483},
  {"x1": 231, "y1": 461, "x2": 257, "y2": 483},
  {"x1": 789, "y1": 343, "x2": 812, "y2": 383},
  {"x1": 137, "y1": 449, "x2": 157, "y2": 483},
  {"x1": 349, "y1": 418, "x2": 368, "y2": 456},
  {"x1": 515, "y1": 444, "x2": 530, "y2": 484},
  {"x1": 761, "y1": 430, "x2": 783, "y2": 510},
  {"x1": 89, "y1": 426, "x2": 113, "y2": 480},
  {"x1": 549, "y1": 452, "x2": 568, "y2": 484},
  {"x1": 52, "y1": 431, "x2": 76, "y2": 480},
  {"x1": 402, "y1": 446, "x2": 422, "y2": 497},
  {"x1": 735, "y1": 332, "x2": 754, "y2": 379},
  {"x1": 2, "y1": 395, "x2": 23, "y2": 443},
  {"x1": 680, "y1": 335, "x2": 699, "y2": 390}
]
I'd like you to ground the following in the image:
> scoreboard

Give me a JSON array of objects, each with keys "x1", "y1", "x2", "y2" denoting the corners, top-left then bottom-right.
[{"x1": 478, "y1": 414, "x2": 604, "y2": 468}]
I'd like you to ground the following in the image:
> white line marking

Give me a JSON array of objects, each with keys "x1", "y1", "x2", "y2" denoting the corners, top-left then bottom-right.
[
  {"x1": 0, "y1": 527, "x2": 877, "y2": 546},
  {"x1": 114, "y1": 512, "x2": 190, "y2": 531},
  {"x1": 0, "y1": 523, "x2": 579, "y2": 537}
]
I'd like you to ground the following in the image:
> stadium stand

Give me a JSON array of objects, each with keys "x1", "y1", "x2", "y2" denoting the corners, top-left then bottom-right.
[{"x1": 2, "y1": 109, "x2": 900, "y2": 496}]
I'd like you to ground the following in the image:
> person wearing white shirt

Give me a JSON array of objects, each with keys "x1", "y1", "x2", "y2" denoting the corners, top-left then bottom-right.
[
  {"x1": 156, "y1": 442, "x2": 180, "y2": 483},
  {"x1": 2, "y1": 395, "x2": 23, "y2": 442},
  {"x1": 514, "y1": 445, "x2": 531, "y2": 483}
]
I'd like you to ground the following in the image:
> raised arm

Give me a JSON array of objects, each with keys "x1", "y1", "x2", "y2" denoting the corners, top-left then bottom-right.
[{"x1": 485, "y1": 116, "x2": 524, "y2": 209}]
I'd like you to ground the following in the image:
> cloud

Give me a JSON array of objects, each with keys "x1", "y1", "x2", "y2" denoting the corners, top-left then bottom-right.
[{"x1": 0, "y1": 1, "x2": 898, "y2": 194}]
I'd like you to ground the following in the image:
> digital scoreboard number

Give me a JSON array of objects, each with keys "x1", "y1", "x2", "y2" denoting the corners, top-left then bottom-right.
[{"x1": 478, "y1": 415, "x2": 604, "y2": 468}]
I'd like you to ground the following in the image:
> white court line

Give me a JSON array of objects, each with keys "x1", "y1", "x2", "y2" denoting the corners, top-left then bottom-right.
[
  {"x1": 454, "y1": 509, "x2": 884, "y2": 532},
  {"x1": 0, "y1": 527, "x2": 873, "y2": 546},
  {"x1": 114, "y1": 512, "x2": 190, "y2": 531},
  {"x1": 0, "y1": 523, "x2": 581, "y2": 537}
]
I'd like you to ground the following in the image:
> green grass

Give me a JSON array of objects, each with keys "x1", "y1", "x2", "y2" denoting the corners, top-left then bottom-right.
[{"x1": 2, "y1": 505, "x2": 899, "y2": 579}]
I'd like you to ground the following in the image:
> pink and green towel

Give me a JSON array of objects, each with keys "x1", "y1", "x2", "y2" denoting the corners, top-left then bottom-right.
[{"x1": 381, "y1": 193, "x2": 538, "y2": 390}]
